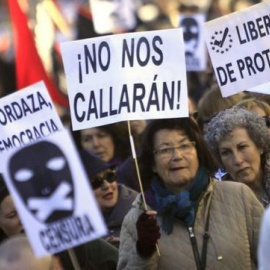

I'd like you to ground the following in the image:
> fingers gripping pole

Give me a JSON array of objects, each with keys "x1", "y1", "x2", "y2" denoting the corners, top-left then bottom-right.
[{"x1": 127, "y1": 121, "x2": 160, "y2": 256}]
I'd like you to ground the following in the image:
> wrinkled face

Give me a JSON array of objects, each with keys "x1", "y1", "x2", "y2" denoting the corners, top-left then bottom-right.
[
  {"x1": 152, "y1": 129, "x2": 199, "y2": 193},
  {"x1": 181, "y1": 17, "x2": 199, "y2": 55},
  {"x1": 81, "y1": 128, "x2": 115, "y2": 163},
  {"x1": 0, "y1": 195, "x2": 23, "y2": 236},
  {"x1": 218, "y1": 128, "x2": 263, "y2": 185},
  {"x1": 93, "y1": 170, "x2": 118, "y2": 212},
  {"x1": 9, "y1": 141, "x2": 74, "y2": 224}
]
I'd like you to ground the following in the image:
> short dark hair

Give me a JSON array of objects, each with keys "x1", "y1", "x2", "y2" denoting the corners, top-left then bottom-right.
[{"x1": 139, "y1": 118, "x2": 217, "y2": 190}]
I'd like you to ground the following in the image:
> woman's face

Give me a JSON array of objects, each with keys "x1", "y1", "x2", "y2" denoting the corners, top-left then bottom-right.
[
  {"x1": 130, "y1": 120, "x2": 147, "y2": 135},
  {"x1": 218, "y1": 127, "x2": 263, "y2": 185},
  {"x1": 93, "y1": 170, "x2": 119, "y2": 212},
  {"x1": 152, "y1": 129, "x2": 199, "y2": 193},
  {"x1": 80, "y1": 128, "x2": 115, "y2": 162},
  {"x1": 0, "y1": 195, "x2": 23, "y2": 236}
]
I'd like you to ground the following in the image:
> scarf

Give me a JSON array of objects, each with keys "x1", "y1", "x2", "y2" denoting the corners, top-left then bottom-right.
[{"x1": 151, "y1": 167, "x2": 209, "y2": 234}]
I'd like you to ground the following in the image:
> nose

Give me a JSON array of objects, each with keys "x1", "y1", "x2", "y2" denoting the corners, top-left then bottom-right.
[
  {"x1": 100, "y1": 180, "x2": 110, "y2": 190},
  {"x1": 171, "y1": 147, "x2": 184, "y2": 160},
  {"x1": 232, "y1": 151, "x2": 244, "y2": 165},
  {"x1": 92, "y1": 136, "x2": 101, "y2": 147}
]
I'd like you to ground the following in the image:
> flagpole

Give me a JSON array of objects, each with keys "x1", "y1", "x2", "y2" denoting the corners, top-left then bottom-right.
[
  {"x1": 127, "y1": 120, "x2": 160, "y2": 256},
  {"x1": 67, "y1": 248, "x2": 81, "y2": 270}
]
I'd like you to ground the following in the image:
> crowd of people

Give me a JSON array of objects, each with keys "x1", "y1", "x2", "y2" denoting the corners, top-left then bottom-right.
[{"x1": 0, "y1": 0, "x2": 270, "y2": 269}]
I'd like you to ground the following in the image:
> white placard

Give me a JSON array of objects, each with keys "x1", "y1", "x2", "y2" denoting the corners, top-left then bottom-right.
[
  {"x1": 60, "y1": 28, "x2": 188, "y2": 130},
  {"x1": 89, "y1": 0, "x2": 137, "y2": 34},
  {"x1": 204, "y1": 1, "x2": 270, "y2": 97},
  {"x1": 179, "y1": 13, "x2": 206, "y2": 71},
  {"x1": 2, "y1": 129, "x2": 107, "y2": 257},
  {"x1": 0, "y1": 81, "x2": 64, "y2": 171},
  {"x1": 247, "y1": 81, "x2": 270, "y2": 95}
]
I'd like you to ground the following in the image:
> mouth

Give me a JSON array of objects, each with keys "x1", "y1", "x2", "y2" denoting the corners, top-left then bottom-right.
[
  {"x1": 170, "y1": 166, "x2": 186, "y2": 171},
  {"x1": 95, "y1": 152, "x2": 105, "y2": 159},
  {"x1": 237, "y1": 167, "x2": 249, "y2": 175},
  {"x1": 103, "y1": 192, "x2": 113, "y2": 200}
]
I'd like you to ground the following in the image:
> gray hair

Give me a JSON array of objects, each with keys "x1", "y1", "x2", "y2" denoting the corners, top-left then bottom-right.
[{"x1": 204, "y1": 107, "x2": 270, "y2": 205}]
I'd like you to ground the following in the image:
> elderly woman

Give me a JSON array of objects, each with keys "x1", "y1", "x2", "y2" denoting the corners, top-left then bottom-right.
[
  {"x1": 205, "y1": 107, "x2": 270, "y2": 206},
  {"x1": 117, "y1": 118, "x2": 264, "y2": 269}
]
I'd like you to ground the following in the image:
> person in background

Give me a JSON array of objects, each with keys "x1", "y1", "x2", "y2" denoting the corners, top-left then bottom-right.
[
  {"x1": 80, "y1": 150, "x2": 138, "y2": 248},
  {"x1": 258, "y1": 206, "x2": 270, "y2": 270},
  {"x1": 0, "y1": 234, "x2": 62, "y2": 270},
  {"x1": 118, "y1": 118, "x2": 263, "y2": 269},
  {"x1": 0, "y1": 175, "x2": 23, "y2": 243},
  {"x1": 116, "y1": 120, "x2": 149, "y2": 192},
  {"x1": 205, "y1": 107, "x2": 270, "y2": 206},
  {"x1": 75, "y1": 123, "x2": 131, "y2": 168},
  {"x1": 197, "y1": 84, "x2": 245, "y2": 133},
  {"x1": 0, "y1": 173, "x2": 118, "y2": 270},
  {"x1": 130, "y1": 120, "x2": 148, "y2": 150},
  {"x1": 235, "y1": 98, "x2": 270, "y2": 130}
]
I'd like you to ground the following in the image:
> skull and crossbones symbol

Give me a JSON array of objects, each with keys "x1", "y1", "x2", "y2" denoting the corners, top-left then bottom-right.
[{"x1": 9, "y1": 141, "x2": 74, "y2": 224}]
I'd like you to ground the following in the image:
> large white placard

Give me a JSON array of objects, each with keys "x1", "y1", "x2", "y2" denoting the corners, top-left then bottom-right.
[
  {"x1": 204, "y1": 1, "x2": 270, "y2": 97},
  {"x1": 60, "y1": 28, "x2": 188, "y2": 130},
  {"x1": 179, "y1": 13, "x2": 206, "y2": 71},
  {"x1": 89, "y1": 0, "x2": 137, "y2": 34},
  {"x1": 2, "y1": 129, "x2": 107, "y2": 257},
  {"x1": 0, "y1": 81, "x2": 64, "y2": 170}
]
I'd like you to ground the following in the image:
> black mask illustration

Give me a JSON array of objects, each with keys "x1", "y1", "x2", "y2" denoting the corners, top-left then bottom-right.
[
  {"x1": 181, "y1": 17, "x2": 199, "y2": 56},
  {"x1": 9, "y1": 141, "x2": 74, "y2": 224}
]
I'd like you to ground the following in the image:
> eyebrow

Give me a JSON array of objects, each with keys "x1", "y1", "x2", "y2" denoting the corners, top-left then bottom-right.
[{"x1": 155, "y1": 137, "x2": 190, "y2": 148}]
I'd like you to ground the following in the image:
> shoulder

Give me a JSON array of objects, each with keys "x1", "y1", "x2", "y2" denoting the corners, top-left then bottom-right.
[
  {"x1": 118, "y1": 184, "x2": 138, "y2": 200},
  {"x1": 212, "y1": 180, "x2": 264, "y2": 211},
  {"x1": 122, "y1": 194, "x2": 144, "y2": 222}
]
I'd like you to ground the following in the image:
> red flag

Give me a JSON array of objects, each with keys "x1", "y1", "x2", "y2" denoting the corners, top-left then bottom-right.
[{"x1": 8, "y1": 0, "x2": 68, "y2": 107}]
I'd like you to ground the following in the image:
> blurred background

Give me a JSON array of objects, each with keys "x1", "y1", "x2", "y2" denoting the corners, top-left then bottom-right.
[{"x1": 0, "y1": 0, "x2": 262, "y2": 118}]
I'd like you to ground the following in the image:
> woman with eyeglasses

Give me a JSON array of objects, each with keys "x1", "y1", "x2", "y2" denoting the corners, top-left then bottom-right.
[
  {"x1": 117, "y1": 118, "x2": 263, "y2": 269},
  {"x1": 205, "y1": 107, "x2": 270, "y2": 207},
  {"x1": 80, "y1": 150, "x2": 138, "y2": 248}
]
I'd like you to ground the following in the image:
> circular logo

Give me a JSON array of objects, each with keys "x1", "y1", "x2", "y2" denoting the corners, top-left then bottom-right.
[{"x1": 210, "y1": 27, "x2": 233, "y2": 54}]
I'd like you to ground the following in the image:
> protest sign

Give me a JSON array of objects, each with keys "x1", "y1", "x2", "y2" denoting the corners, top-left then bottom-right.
[
  {"x1": 247, "y1": 81, "x2": 270, "y2": 95},
  {"x1": 0, "y1": 81, "x2": 64, "y2": 171},
  {"x1": 204, "y1": 1, "x2": 270, "y2": 97},
  {"x1": 89, "y1": 0, "x2": 137, "y2": 34},
  {"x1": 179, "y1": 13, "x2": 206, "y2": 71},
  {"x1": 2, "y1": 129, "x2": 107, "y2": 257},
  {"x1": 60, "y1": 28, "x2": 188, "y2": 130}
]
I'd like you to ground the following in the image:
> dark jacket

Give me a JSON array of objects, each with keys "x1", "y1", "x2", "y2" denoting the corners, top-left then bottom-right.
[{"x1": 104, "y1": 184, "x2": 138, "y2": 239}]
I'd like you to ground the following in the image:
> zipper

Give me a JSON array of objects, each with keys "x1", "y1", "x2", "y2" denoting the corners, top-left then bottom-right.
[{"x1": 188, "y1": 227, "x2": 202, "y2": 270}]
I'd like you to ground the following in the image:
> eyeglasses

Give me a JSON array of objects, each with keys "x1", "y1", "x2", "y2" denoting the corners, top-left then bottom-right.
[
  {"x1": 91, "y1": 171, "x2": 116, "y2": 190},
  {"x1": 153, "y1": 141, "x2": 196, "y2": 159},
  {"x1": 262, "y1": 115, "x2": 270, "y2": 128}
]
